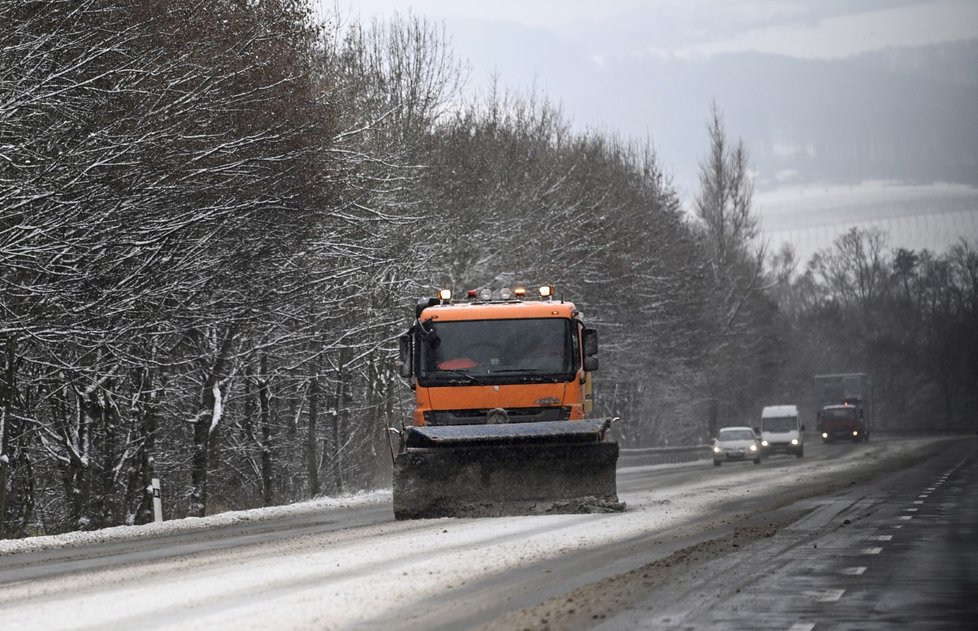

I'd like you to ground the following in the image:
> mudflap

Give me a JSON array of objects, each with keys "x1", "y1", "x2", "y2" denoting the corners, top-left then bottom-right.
[{"x1": 392, "y1": 438, "x2": 622, "y2": 520}]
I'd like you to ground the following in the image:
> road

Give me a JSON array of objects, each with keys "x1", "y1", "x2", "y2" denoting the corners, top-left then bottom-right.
[
  {"x1": 0, "y1": 435, "x2": 974, "y2": 630},
  {"x1": 581, "y1": 436, "x2": 978, "y2": 630}
]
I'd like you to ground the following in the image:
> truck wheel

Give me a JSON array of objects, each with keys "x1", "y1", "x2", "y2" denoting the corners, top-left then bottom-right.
[
  {"x1": 713, "y1": 460, "x2": 721, "y2": 467},
  {"x1": 753, "y1": 457, "x2": 761, "y2": 465},
  {"x1": 796, "y1": 449, "x2": 804, "y2": 458}
]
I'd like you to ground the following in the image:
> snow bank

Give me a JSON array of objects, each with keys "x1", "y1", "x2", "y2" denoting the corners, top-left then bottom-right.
[{"x1": 0, "y1": 490, "x2": 391, "y2": 555}]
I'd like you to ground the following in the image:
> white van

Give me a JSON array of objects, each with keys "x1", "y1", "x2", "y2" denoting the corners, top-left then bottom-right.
[{"x1": 759, "y1": 405, "x2": 804, "y2": 458}]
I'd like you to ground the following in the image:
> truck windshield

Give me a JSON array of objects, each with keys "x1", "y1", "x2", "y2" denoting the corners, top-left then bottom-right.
[
  {"x1": 762, "y1": 417, "x2": 797, "y2": 432},
  {"x1": 822, "y1": 408, "x2": 857, "y2": 420},
  {"x1": 419, "y1": 318, "x2": 574, "y2": 380}
]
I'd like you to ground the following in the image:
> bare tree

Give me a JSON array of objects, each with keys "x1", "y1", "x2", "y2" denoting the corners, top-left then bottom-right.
[
  {"x1": 811, "y1": 227, "x2": 889, "y2": 311},
  {"x1": 692, "y1": 103, "x2": 773, "y2": 438}
]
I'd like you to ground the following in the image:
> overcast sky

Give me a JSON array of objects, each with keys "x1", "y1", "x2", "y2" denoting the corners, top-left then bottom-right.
[
  {"x1": 332, "y1": 1, "x2": 978, "y2": 168},
  {"x1": 341, "y1": 0, "x2": 978, "y2": 60},
  {"x1": 330, "y1": 1, "x2": 978, "y2": 257}
]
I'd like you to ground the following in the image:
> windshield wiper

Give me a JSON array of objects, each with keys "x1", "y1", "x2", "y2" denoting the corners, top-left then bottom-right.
[
  {"x1": 434, "y1": 369, "x2": 484, "y2": 385},
  {"x1": 488, "y1": 368, "x2": 564, "y2": 382}
]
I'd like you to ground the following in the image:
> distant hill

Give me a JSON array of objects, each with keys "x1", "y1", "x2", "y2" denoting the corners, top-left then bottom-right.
[
  {"x1": 581, "y1": 40, "x2": 978, "y2": 190},
  {"x1": 446, "y1": 18, "x2": 978, "y2": 192},
  {"x1": 756, "y1": 181, "x2": 978, "y2": 266}
]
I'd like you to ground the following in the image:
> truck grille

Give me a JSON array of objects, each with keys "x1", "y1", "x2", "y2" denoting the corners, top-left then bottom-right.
[{"x1": 425, "y1": 407, "x2": 570, "y2": 426}]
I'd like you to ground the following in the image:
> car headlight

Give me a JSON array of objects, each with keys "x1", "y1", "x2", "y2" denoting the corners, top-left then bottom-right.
[
  {"x1": 749, "y1": 444, "x2": 757, "y2": 452},
  {"x1": 713, "y1": 446, "x2": 721, "y2": 453},
  {"x1": 790, "y1": 438, "x2": 799, "y2": 445},
  {"x1": 822, "y1": 432, "x2": 828, "y2": 438},
  {"x1": 853, "y1": 431, "x2": 859, "y2": 436},
  {"x1": 761, "y1": 440, "x2": 769, "y2": 447}
]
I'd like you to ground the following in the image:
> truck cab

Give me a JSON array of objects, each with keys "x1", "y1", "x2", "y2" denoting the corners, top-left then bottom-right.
[
  {"x1": 758, "y1": 404, "x2": 804, "y2": 458},
  {"x1": 817, "y1": 402, "x2": 869, "y2": 443},
  {"x1": 399, "y1": 286, "x2": 596, "y2": 427},
  {"x1": 814, "y1": 373, "x2": 873, "y2": 443}
]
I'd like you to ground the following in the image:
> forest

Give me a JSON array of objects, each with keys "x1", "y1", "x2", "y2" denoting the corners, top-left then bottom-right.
[{"x1": 1, "y1": 0, "x2": 976, "y2": 537}]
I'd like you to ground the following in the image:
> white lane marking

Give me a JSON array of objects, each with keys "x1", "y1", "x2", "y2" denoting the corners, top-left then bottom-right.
[
  {"x1": 904, "y1": 507, "x2": 918, "y2": 512},
  {"x1": 874, "y1": 535, "x2": 893, "y2": 541},
  {"x1": 919, "y1": 494, "x2": 929, "y2": 498},
  {"x1": 913, "y1": 500, "x2": 924, "y2": 504},
  {"x1": 789, "y1": 624, "x2": 816, "y2": 631},
  {"x1": 899, "y1": 515, "x2": 913, "y2": 520},
  {"x1": 805, "y1": 589, "x2": 846, "y2": 602},
  {"x1": 862, "y1": 547, "x2": 883, "y2": 555},
  {"x1": 893, "y1": 524, "x2": 904, "y2": 529},
  {"x1": 842, "y1": 566, "x2": 867, "y2": 575}
]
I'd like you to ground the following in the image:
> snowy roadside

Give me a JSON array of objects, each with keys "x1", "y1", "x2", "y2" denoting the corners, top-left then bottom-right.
[{"x1": 0, "y1": 490, "x2": 391, "y2": 556}]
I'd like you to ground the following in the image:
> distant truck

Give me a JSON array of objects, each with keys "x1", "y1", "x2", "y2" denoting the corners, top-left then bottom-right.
[
  {"x1": 814, "y1": 373, "x2": 873, "y2": 443},
  {"x1": 758, "y1": 405, "x2": 804, "y2": 457}
]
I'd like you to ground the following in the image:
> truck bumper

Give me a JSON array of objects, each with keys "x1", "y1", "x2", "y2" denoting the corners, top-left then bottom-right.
[{"x1": 821, "y1": 429, "x2": 867, "y2": 443}]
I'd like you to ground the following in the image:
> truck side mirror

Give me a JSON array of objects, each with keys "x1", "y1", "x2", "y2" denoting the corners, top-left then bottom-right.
[
  {"x1": 801, "y1": 424, "x2": 806, "y2": 431},
  {"x1": 581, "y1": 328, "x2": 599, "y2": 371},
  {"x1": 398, "y1": 334, "x2": 412, "y2": 378},
  {"x1": 582, "y1": 328, "x2": 598, "y2": 357}
]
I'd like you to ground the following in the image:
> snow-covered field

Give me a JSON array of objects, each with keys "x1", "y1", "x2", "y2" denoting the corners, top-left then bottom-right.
[
  {"x1": 0, "y1": 438, "x2": 940, "y2": 630},
  {"x1": 755, "y1": 181, "x2": 978, "y2": 265}
]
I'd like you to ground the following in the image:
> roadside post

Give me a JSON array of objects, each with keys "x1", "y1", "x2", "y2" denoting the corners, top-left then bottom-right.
[{"x1": 152, "y1": 478, "x2": 163, "y2": 523}]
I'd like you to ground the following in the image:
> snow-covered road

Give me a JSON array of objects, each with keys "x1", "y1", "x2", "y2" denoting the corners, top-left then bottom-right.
[{"x1": 0, "y1": 437, "x2": 946, "y2": 630}]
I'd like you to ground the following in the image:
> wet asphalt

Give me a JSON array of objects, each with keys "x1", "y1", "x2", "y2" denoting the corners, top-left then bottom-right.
[{"x1": 596, "y1": 437, "x2": 978, "y2": 630}]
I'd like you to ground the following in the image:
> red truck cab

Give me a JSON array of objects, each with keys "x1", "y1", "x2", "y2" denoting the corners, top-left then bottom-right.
[{"x1": 817, "y1": 402, "x2": 869, "y2": 443}]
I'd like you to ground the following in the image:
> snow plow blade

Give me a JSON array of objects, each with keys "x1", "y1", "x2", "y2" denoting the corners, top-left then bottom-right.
[{"x1": 392, "y1": 419, "x2": 622, "y2": 519}]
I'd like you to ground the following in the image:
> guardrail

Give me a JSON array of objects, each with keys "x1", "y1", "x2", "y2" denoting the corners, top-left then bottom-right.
[
  {"x1": 618, "y1": 431, "x2": 977, "y2": 468},
  {"x1": 618, "y1": 444, "x2": 712, "y2": 468}
]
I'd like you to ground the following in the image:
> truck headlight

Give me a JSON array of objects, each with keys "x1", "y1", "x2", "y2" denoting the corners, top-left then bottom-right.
[
  {"x1": 790, "y1": 439, "x2": 799, "y2": 445},
  {"x1": 852, "y1": 431, "x2": 859, "y2": 436},
  {"x1": 822, "y1": 432, "x2": 828, "y2": 438},
  {"x1": 749, "y1": 444, "x2": 757, "y2": 452},
  {"x1": 761, "y1": 440, "x2": 769, "y2": 447},
  {"x1": 713, "y1": 446, "x2": 721, "y2": 453}
]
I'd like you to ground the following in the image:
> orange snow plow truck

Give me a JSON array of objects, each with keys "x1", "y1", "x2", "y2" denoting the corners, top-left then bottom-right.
[{"x1": 392, "y1": 285, "x2": 623, "y2": 519}]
